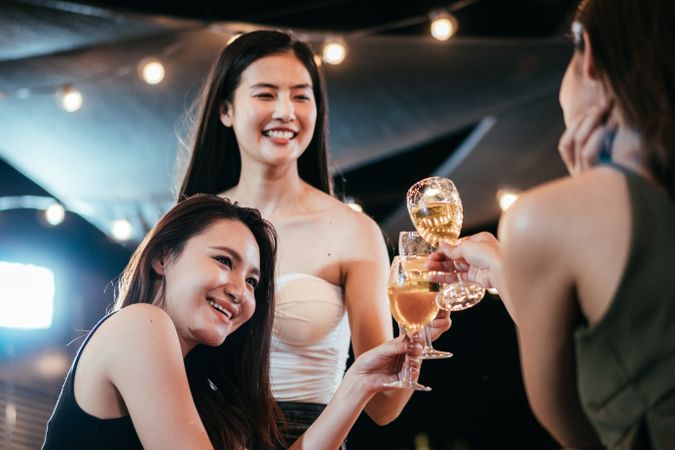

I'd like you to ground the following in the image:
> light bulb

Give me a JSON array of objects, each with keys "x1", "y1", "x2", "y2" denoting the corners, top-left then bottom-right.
[
  {"x1": 497, "y1": 189, "x2": 520, "y2": 212},
  {"x1": 322, "y1": 38, "x2": 347, "y2": 65},
  {"x1": 430, "y1": 12, "x2": 457, "y2": 41},
  {"x1": 112, "y1": 219, "x2": 133, "y2": 241},
  {"x1": 139, "y1": 58, "x2": 165, "y2": 85},
  {"x1": 58, "y1": 85, "x2": 82, "y2": 112},
  {"x1": 45, "y1": 203, "x2": 65, "y2": 225}
]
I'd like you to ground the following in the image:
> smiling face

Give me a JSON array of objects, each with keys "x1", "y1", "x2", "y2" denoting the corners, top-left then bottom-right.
[
  {"x1": 155, "y1": 218, "x2": 261, "y2": 352},
  {"x1": 219, "y1": 51, "x2": 317, "y2": 169}
]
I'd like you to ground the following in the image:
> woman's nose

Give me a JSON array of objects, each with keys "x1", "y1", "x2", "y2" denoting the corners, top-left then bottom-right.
[{"x1": 272, "y1": 95, "x2": 295, "y2": 122}]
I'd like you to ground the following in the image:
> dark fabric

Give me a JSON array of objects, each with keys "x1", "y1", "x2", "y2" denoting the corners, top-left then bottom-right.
[
  {"x1": 275, "y1": 401, "x2": 347, "y2": 450},
  {"x1": 574, "y1": 166, "x2": 675, "y2": 450},
  {"x1": 42, "y1": 314, "x2": 143, "y2": 450}
]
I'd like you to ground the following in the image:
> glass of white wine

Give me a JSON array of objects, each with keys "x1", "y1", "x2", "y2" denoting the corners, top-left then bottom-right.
[
  {"x1": 384, "y1": 256, "x2": 440, "y2": 391},
  {"x1": 399, "y1": 231, "x2": 452, "y2": 359},
  {"x1": 406, "y1": 176, "x2": 485, "y2": 309}
]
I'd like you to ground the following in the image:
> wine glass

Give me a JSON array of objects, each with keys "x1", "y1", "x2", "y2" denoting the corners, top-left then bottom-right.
[
  {"x1": 399, "y1": 231, "x2": 452, "y2": 359},
  {"x1": 383, "y1": 256, "x2": 439, "y2": 391},
  {"x1": 406, "y1": 176, "x2": 485, "y2": 309}
]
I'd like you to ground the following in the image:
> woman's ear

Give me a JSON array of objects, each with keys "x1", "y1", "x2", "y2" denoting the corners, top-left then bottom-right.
[
  {"x1": 152, "y1": 256, "x2": 167, "y2": 276},
  {"x1": 581, "y1": 31, "x2": 598, "y2": 80},
  {"x1": 219, "y1": 102, "x2": 233, "y2": 127}
]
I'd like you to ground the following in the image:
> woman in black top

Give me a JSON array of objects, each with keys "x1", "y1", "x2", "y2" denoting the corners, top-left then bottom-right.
[{"x1": 43, "y1": 194, "x2": 421, "y2": 450}]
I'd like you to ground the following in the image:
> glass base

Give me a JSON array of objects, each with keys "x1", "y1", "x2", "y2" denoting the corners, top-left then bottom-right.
[
  {"x1": 421, "y1": 347, "x2": 453, "y2": 359},
  {"x1": 383, "y1": 380, "x2": 432, "y2": 391}
]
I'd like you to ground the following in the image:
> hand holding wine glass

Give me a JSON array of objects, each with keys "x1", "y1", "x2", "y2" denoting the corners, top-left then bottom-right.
[
  {"x1": 406, "y1": 176, "x2": 486, "y2": 311},
  {"x1": 399, "y1": 231, "x2": 453, "y2": 359},
  {"x1": 383, "y1": 256, "x2": 440, "y2": 391}
]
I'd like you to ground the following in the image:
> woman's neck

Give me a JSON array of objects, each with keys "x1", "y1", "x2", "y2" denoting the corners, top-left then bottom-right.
[
  {"x1": 610, "y1": 115, "x2": 659, "y2": 186},
  {"x1": 226, "y1": 160, "x2": 308, "y2": 217}
]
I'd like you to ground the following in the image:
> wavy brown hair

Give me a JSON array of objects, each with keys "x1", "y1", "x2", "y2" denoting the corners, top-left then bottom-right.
[
  {"x1": 177, "y1": 30, "x2": 332, "y2": 200},
  {"x1": 575, "y1": 0, "x2": 675, "y2": 198},
  {"x1": 113, "y1": 194, "x2": 282, "y2": 449}
]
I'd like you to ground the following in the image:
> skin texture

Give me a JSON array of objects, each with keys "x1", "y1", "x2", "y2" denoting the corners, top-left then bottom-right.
[{"x1": 219, "y1": 50, "x2": 451, "y2": 424}]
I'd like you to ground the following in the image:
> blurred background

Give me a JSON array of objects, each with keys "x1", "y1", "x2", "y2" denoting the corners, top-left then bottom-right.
[{"x1": 1, "y1": 0, "x2": 578, "y2": 448}]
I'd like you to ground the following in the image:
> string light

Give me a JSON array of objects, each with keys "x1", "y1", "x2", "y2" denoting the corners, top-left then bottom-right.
[
  {"x1": 111, "y1": 219, "x2": 133, "y2": 241},
  {"x1": 322, "y1": 37, "x2": 347, "y2": 65},
  {"x1": 57, "y1": 85, "x2": 83, "y2": 112},
  {"x1": 138, "y1": 57, "x2": 166, "y2": 85},
  {"x1": 45, "y1": 203, "x2": 65, "y2": 226},
  {"x1": 345, "y1": 197, "x2": 363, "y2": 213},
  {"x1": 227, "y1": 32, "x2": 243, "y2": 45},
  {"x1": 313, "y1": 53, "x2": 323, "y2": 67},
  {"x1": 430, "y1": 11, "x2": 458, "y2": 41},
  {"x1": 497, "y1": 189, "x2": 520, "y2": 212}
]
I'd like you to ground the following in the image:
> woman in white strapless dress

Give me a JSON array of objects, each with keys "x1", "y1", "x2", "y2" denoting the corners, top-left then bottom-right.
[{"x1": 177, "y1": 30, "x2": 451, "y2": 447}]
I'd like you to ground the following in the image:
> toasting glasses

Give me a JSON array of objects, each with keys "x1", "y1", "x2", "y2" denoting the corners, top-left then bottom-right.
[
  {"x1": 383, "y1": 256, "x2": 440, "y2": 391},
  {"x1": 398, "y1": 231, "x2": 452, "y2": 359},
  {"x1": 406, "y1": 176, "x2": 485, "y2": 311}
]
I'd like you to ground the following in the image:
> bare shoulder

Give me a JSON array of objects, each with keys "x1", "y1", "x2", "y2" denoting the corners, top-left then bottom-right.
[
  {"x1": 95, "y1": 304, "x2": 179, "y2": 356},
  {"x1": 501, "y1": 167, "x2": 626, "y2": 244},
  {"x1": 309, "y1": 188, "x2": 384, "y2": 240}
]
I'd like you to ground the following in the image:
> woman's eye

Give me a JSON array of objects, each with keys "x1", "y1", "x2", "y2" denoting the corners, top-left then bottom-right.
[
  {"x1": 246, "y1": 278, "x2": 259, "y2": 289},
  {"x1": 215, "y1": 256, "x2": 232, "y2": 268},
  {"x1": 254, "y1": 93, "x2": 274, "y2": 99}
]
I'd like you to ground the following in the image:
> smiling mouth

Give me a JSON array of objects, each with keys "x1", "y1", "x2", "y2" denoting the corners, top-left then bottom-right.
[
  {"x1": 263, "y1": 130, "x2": 296, "y2": 140},
  {"x1": 207, "y1": 300, "x2": 232, "y2": 320}
]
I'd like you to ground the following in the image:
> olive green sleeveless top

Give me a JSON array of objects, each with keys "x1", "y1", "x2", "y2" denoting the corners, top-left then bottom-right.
[{"x1": 574, "y1": 166, "x2": 675, "y2": 449}]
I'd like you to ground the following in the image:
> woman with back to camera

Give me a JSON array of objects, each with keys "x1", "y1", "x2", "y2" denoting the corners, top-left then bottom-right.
[
  {"x1": 429, "y1": 0, "x2": 675, "y2": 448},
  {"x1": 42, "y1": 194, "x2": 424, "y2": 450},
  {"x1": 177, "y1": 30, "x2": 451, "y2": 445}
]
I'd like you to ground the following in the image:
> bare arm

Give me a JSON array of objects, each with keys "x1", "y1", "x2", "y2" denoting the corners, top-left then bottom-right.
[
  {"x1": 341, "y1": 215, "x2": 413, "y2": 425},
  {"x1": 103, "y1": 304, "x2": 213, "y2": 450},
  {"x1": 291, "y1": 337, "x2": 422, "y2": 449},
  {"x1": 498, "y1": 189, "x2": 601, "y2": 448}
]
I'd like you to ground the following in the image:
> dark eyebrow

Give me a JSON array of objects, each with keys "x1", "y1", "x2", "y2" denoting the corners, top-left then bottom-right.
[
  {"x1": 250, "y1": 83, "x2": 312, "y2": 90},
  {"x1": 210, "y1": 245, "x2": 260, "y2": 277}
]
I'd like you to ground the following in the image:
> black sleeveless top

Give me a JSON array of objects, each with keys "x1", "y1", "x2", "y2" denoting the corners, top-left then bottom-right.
[
  {"x1": 574, "y1": 166, "x2": 675, "y2": 449},
  {"x1": 42, "y1": 314, "x2": 143, "y2": 449}
]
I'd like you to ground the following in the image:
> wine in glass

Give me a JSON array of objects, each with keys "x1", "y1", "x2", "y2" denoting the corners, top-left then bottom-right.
[
  {"x1": 406, "y1": 176, "x2": 485, "y2": 309},
  {"x1": 384, "y1": 256, "x2": 439, "y2": 391},
  {"x1": 399, "y1": 231, "x2": 452, "y2": 359}
]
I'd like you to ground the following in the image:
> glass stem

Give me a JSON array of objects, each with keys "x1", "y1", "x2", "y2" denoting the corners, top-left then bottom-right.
[{"x1": 424, "y1": 325, "x2": 434, "y2": 349}]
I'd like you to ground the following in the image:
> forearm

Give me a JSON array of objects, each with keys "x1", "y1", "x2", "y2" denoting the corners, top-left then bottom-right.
[
  {"x1": 290, "y1": 372, "x2": 372, "y2": 450},
  {"x1": 363, "y1": 388, "x2": 413, "y2": 425}
]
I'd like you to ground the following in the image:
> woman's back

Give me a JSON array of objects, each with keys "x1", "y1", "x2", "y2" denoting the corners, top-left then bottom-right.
[{"x1": 573, "y1": 166, "x2": 675, "y2": 448}]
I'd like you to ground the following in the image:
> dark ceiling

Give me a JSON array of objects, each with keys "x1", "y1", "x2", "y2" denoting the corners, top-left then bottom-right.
[{"x1": 0, "y1": 0, "x2": 577, "y2": 244}]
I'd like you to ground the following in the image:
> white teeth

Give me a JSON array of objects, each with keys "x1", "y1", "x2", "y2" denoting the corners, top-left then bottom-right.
[
  {"x1": 208, "y1": 300, "x2": 232, "y2": 319},
  {"x1": 264, "y1": 130, "x2": 295, "y2": 139}
]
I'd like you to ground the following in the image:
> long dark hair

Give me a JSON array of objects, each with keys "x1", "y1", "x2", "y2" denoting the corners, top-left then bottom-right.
[
  {"x1": 178, "y1": 30, "x2": 331, "y2": 200},
  {"x1": 575, "y1": 0, "x2": 675, "y2": 198},
  {"x1": 113, "y1": 194, "x2": 282, "y2": 449}
]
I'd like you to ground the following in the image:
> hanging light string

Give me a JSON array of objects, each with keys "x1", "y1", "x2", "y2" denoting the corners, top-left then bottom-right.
[{"x1": 0, "y1": 0, "x2": 479, "y2": 103}]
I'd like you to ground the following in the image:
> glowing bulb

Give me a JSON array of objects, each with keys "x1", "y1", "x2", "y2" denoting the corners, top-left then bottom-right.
[
  {"x1": 313, "y1": 53, "x2": 323, "y2": 67},
  {"x1": 347, "y1": 201, "x2": 363, "y2": 213},
  {"x1": 322, "y1": 38, "x2": 347, "y2": 65},
  {"x1": 497, "y1": 189, "x2": 520, "y2": 212},
  {"x1": 227, "y1": 33, "x2": 243, "y2": 45},
  {"x1": 58, "y1": 85, "x2": 82, "y2": 112},
  {"x1": 430, "y1": 12, "x2": 457, "y2": 41},
  {"x1": 45, "y1": 203, "x2": 65, "y2": 225},
  {"x1": 139, "y1": 58, "x2": 165, "y2": 85},
  {"x1": 112, "y1": 219, "x2": 133, "y2": 241}
]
